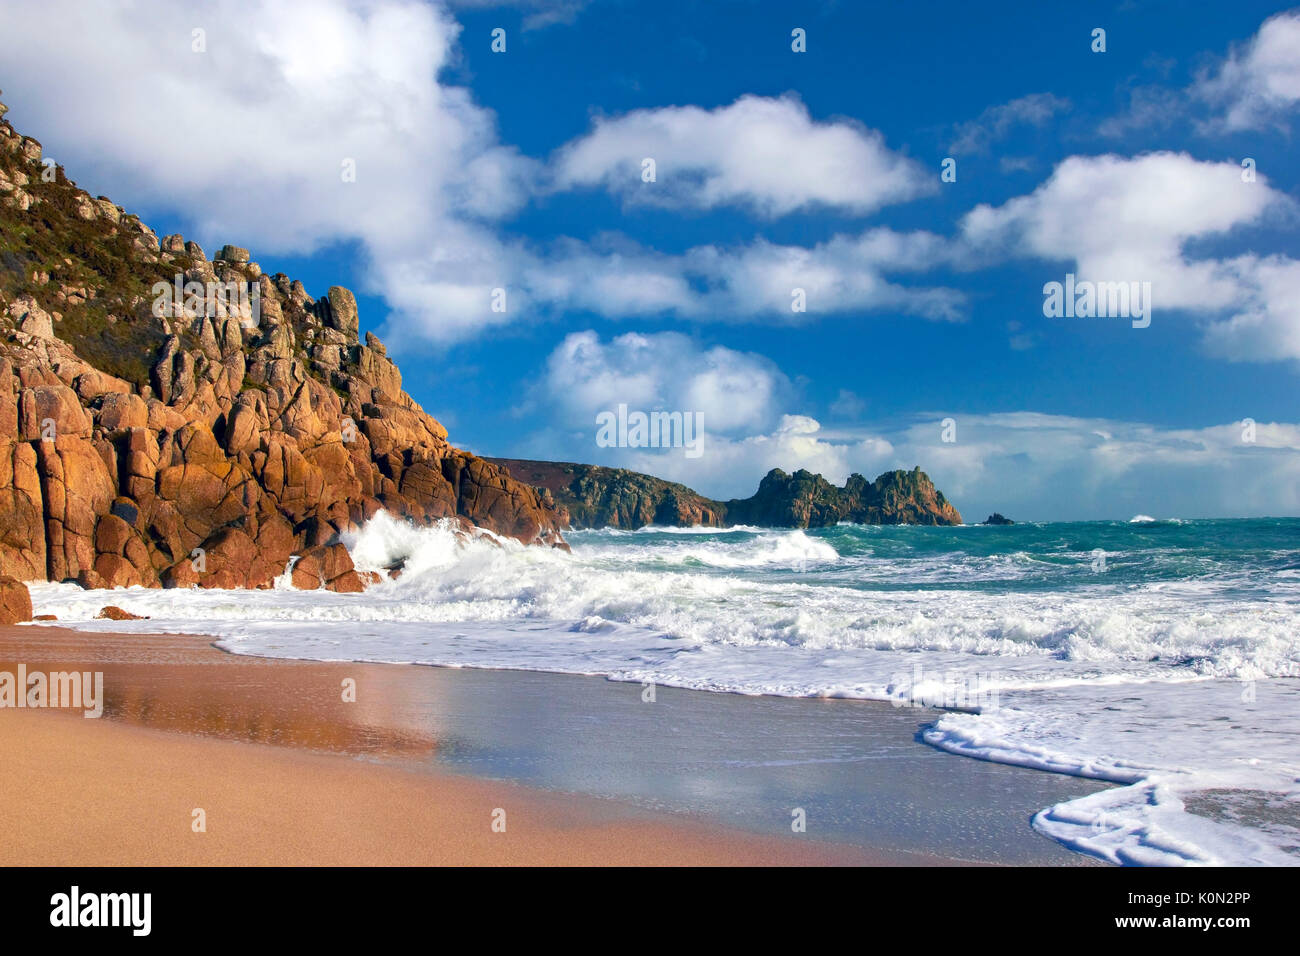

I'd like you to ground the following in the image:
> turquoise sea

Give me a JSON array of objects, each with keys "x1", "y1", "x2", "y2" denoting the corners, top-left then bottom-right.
[{"x1": 30, "y1": 512, "x2": 1300, "y2": 865}]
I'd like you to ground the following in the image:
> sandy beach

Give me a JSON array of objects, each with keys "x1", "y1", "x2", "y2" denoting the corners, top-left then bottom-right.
[{"x1": 0, "y1": 624, "x2": 933, "y2": 866}]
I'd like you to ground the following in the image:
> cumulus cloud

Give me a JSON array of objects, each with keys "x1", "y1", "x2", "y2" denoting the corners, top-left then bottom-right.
[
  {"x1": 960, "y1": 152, "x2": 1300, "y2": 361},
  {"x1": 0, "y1": 4, "x2": 962, "y2": 344},
  {"x1": 1195, "y1": 10, "x2": 1300, "y2": 131},
  {"x1": 440, "y1": 228, "x2": 967, "y2": 336},
  {"x1": 1, "y1": 2, "x2": 1293, "y2": 361},
  {"x1": 540, "y1": 330, "x2": 791, "y2": 437},
  {"x1": 667, "y1": 228, "x2": 965, "y2": 322},
  {"x1": 611, "y1": 415, "x2": 886, "y2": 499},
  {"x1": 521, "y1": 330, "x2": 1300, "y2": 517},
  {"x1": 0, "y1": 0, "x2": 545, "y2": 345},
  {"x1": 949, "y1": 93, "x2": 1070, "y2": 154},
  {"x1": 1102, "y1": 11, "x2": 1300, "y2": 137},
  {"x1": 551, "y1": 94, "x2": 935, "y2": 217},
  {"x1": 1200, "y1": 256, "x2": 1300, "y2": 361},
  {"x1": 0, "y1": 0, "x2": 536, "y2": 251}
]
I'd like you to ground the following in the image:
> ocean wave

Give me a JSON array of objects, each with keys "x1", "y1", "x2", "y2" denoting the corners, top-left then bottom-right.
[{"x1": 25, "y1": 510, "x2": 1300, "y2": 867}]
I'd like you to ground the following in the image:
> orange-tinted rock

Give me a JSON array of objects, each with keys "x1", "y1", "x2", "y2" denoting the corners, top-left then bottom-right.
[
  {"x1": 0, "y1": 441, "x2": 46, "y2": 579},
  {"x1": 36, "y1": 435, "x2": 115, "y2": 581},
  {"x1": 94, "y1": 512, "x2": 133, "y2": 555},
  {"x1": 75, "y1": 568, "x2": 106, "y2": 589},
  {"x1": 326, "y1": 569, "x2": 365, "y2": 593},
  {"x1": 223, "y1": 391, "x2": 266, "y2": 455},
  {"x1": 0, "y1": 575, "x2": 32, "y2": 624},
  {"x1": 20, "y1": 383, "x2": 90, "y2": 440},
  {"x1": 253, "y1": 512, "x2": 296, "y2": 577},
  {"x1": 93, "y1": 552, "x2": 140, "y2": 588},
  {"x1": 95, "y1": 391, "x2": 148, "y2": 433},
  {"x1": 289, "y1": 555, "x2": 321, "y2": 590},
  {"x1": 96, "y1": 605, "x2": 147, "y2": 620},
  {"x1": 290, "y1": 541, "x2": 357, "y2": 591},
  {"x1": 161, "y1": 557, "x2": 200, "y2": 589},
  {"x1": 0, "y1": 100, "x2": 569, "y2": 590}
]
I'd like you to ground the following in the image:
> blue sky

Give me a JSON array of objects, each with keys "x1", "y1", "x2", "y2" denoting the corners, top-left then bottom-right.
[{"x1": 2, "y1": 0, "x2": 1299, "y2": 520}]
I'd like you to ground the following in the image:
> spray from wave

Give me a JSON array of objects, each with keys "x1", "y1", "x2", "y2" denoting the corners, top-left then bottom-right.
[{"x1": 26, "y1": 511, "x2": 1300, "y2": 866}]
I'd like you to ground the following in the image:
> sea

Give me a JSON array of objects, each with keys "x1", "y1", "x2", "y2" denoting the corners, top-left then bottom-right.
[{"x1": 28, "y1": 511, "x2": 1300, "y2": 866}]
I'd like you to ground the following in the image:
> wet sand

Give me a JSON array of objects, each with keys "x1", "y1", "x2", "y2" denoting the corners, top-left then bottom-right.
[
  {"x1": 1, "y1": 624, "x2": 1110, "y2": 865},
  {"x1": 0, "y1": 625, "x2": 930, "y2": 866}
]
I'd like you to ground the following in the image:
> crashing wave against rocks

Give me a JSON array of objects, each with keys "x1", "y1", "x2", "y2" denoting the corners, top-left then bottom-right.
[{"x1": 0, "y1": 90, "x2": 567, "y2": 604}]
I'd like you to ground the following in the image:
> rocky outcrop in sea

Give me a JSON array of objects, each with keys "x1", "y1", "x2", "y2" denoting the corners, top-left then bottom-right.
[{"x1": 490, "y1": 459, "x2": 962, "y2": 529}]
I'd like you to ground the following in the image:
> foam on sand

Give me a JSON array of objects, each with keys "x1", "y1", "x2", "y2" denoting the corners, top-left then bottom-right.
[{"x1": 28, "y1": 512, "x2": 1300, "y2": 866}]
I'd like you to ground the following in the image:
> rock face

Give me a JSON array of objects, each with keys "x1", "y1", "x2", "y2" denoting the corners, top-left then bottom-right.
[
  {"x1": 0, "y1": 575, "x2": 32, "y2": 623},
  {"x1": 0, "y1": 94, "x2": 566, "y2": 593},
  {"x1": 983, "y1": 513, "x2": 1014, "y2": 525},
  {"x1": 96, "y1": 605, "x2": 147, "y2": 621},
  {"x1": 487, "y1": 458, "x2": 725, "y2": 530},
  {"x1": 492, "y1": 459, "x2": 961, "y2": 529},
  {"x1": 724, "y1": 466, "x2": 962, "y2": 527}
]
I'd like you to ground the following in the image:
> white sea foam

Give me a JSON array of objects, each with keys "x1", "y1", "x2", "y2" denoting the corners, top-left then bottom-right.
[{"x1": 25, "y1": 512, "x2": 1300, "y2": 866}]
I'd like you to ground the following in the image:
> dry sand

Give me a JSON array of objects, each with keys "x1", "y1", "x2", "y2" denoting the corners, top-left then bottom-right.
[{"x1": 0, "y1": 625, "x2": 915, "y2": 866}]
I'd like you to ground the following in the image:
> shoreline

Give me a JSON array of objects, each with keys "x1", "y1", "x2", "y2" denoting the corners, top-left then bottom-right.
[{"x1": 0, "y1": 624, "x2": 947, "y2": 866}]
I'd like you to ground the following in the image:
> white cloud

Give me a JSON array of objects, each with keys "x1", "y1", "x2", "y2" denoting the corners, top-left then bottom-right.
[
  {"x1": 525, "y1": 330, "x2": 1300, "y2": 518},
  {"x1": 1195, "y1": 11, "x2": 1300, "y2": 131},
  {"x1": 1, "y1": 3, "x2": 1292, "y2": 359},
  {"x1": 674, "y1": 229, "x2": 965, "y2": 321},
  {"x1": 0, "y1": 5, "x2": 963, "y2": 344},
  {"x1": 949, "y1": 93, "x2": 1070, "y2": 154},
  {"x1": 1, "y1": 0, "x2": 516, "y2": 249},
  {"x1": 423, "y1": 228, "x2": 967, "y2": 341},
  {"x1": 541, "y1": 330, "x2": 792, "y2": 437},
  {"x1": 961, "y1": 152, "x2": 1300, "y2": 361},
  {"x1": 597, "y1": 415, "x2": 885, "y2": 501},
  {"x1": 889, "y1": 412, "x2": 1300, "y2": 521},
  {"x1": 1201, "y1": 255, "x2": 1300, "y2": 361},
  {"x1": 524, "y1": 395, "x2": 1300, "y2": 520},
  {"x1": 0, "y1": 0, "x2": 544, "y2": 345},
  {"x1": 1102, "y1": 12, "x2": 1300, "y2": 137},
  {"x1": 999, "y1": 156, "x2": 1037, "y2": 174},
  {"x1": 551, "y1": 94, "x2": 935, "y2": 217}
]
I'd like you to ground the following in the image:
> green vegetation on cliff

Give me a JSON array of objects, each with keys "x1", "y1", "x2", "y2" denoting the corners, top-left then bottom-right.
[
  {"x1": 489, "y1": 459, "x2": 962, "y2": 529},
  {"x1": 486, "y1": 458, "x2": 725, "y2": 529},
  {"x1": 0, "y1": 91, "x2": 566, "y2": 593}
]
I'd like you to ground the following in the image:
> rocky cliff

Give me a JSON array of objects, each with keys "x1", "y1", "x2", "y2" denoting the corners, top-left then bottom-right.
[
  {"x1": 0, "y1": 92, "x2": 565, "y2": 594},
  {"x1": 723, "y1": 466, "x2": 961, "y2": 527},
  {"x1": 490, "y1": 459, "x2": 961, "y2": 529},
  {"x1": 486, "y1": 458, "x2": 726, "y2": 529}
]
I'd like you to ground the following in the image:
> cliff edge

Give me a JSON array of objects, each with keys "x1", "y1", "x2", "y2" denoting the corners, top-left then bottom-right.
[{"x1": 0, "y1": 91, "x2": 566, "y2": 593}]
